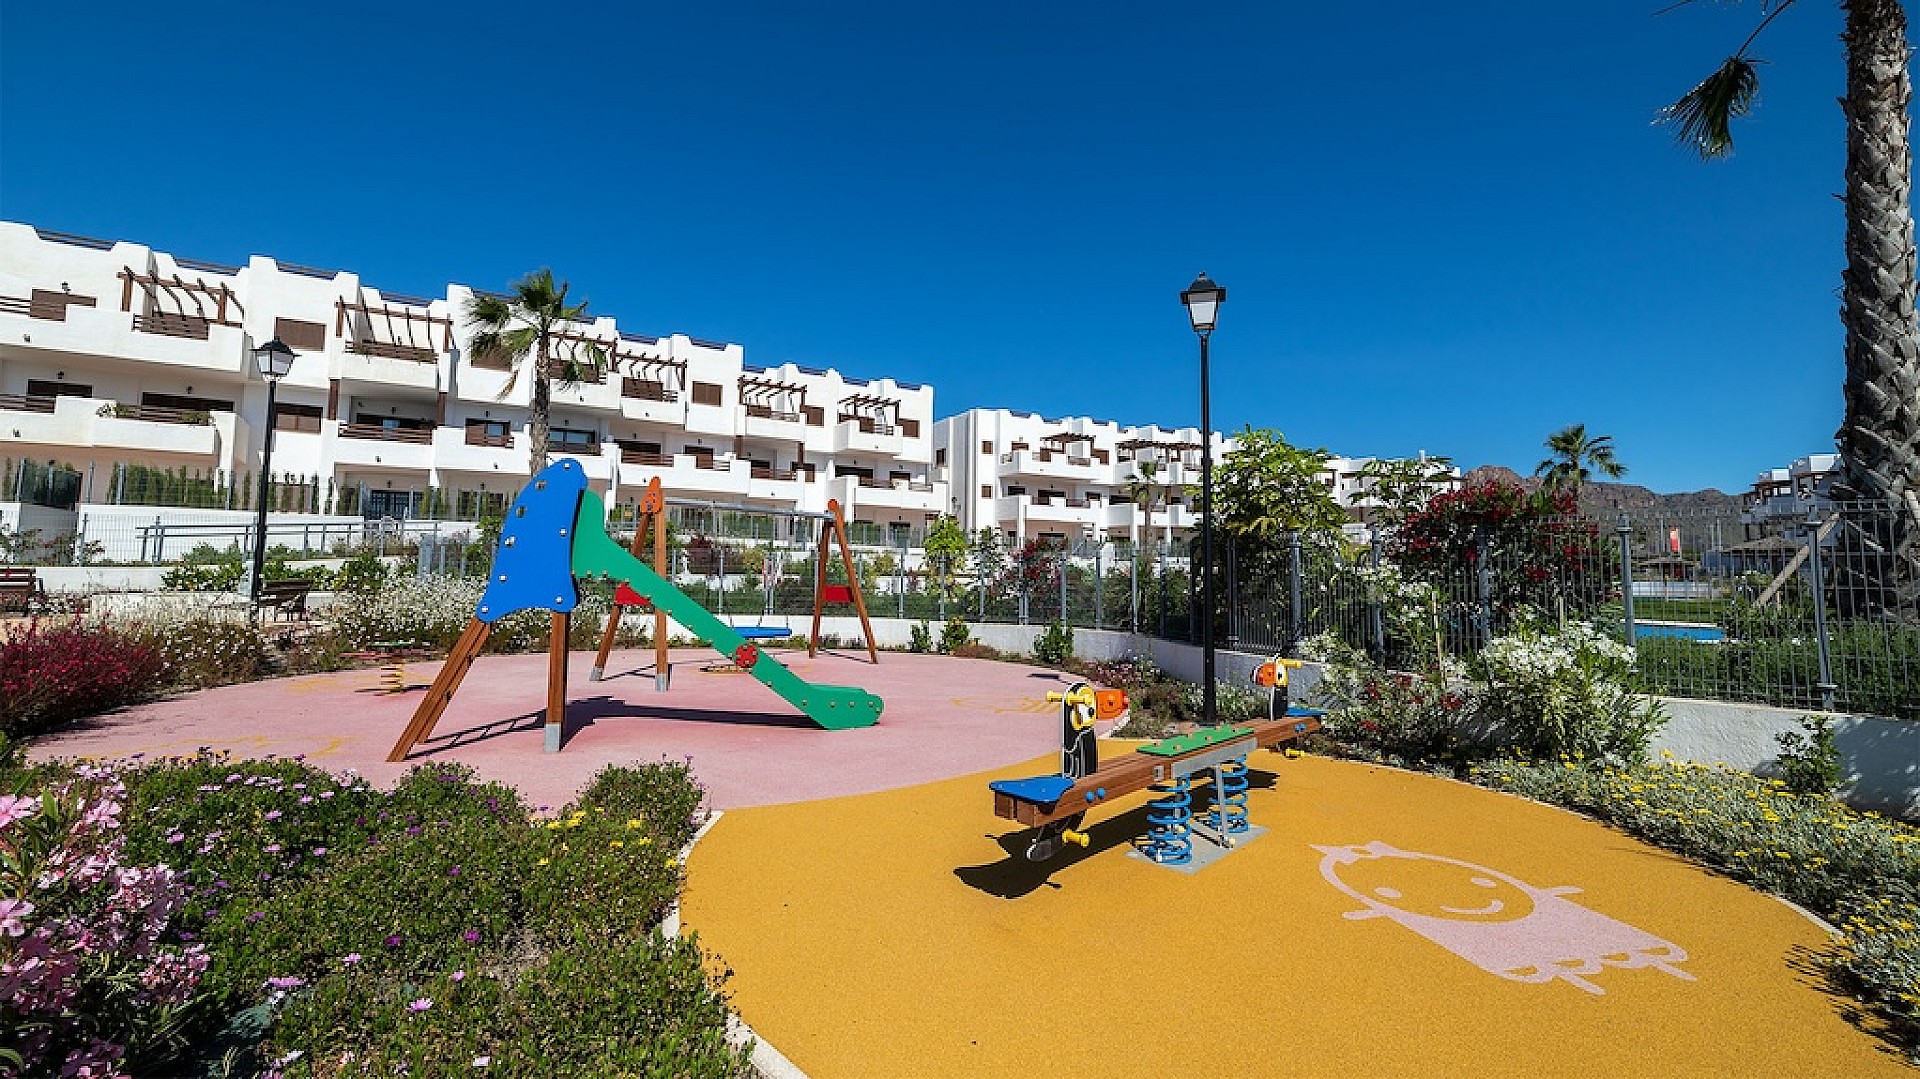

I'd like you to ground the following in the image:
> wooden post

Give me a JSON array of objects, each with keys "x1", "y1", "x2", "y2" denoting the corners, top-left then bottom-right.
[
  {"x1": 809, "y1": 520, "x2": 831, "y2": 658},
  {"x1": 828, "y1": 500, "x2": 880, "y2": 664},
  {"x1": 388, "y1": 617, "x2": 492, "y2": 761},
  {"x1": 654, "y1": 496, "x2": 670, "y2": 690},
  {"x1": 546, "y1": 612, "x2": 569, "y2": 752}
]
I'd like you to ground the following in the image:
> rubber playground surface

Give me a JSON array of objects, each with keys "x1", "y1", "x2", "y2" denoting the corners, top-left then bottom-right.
[
  {"x1": 683, "y1": 751, "x2": 1911, "y2": 1077},
  {"x1": 25, "y1": 649, "x2": 1908, "y2": 1074}
]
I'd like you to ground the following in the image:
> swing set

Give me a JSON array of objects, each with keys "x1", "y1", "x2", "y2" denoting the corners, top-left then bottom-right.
[{"x1": 587, "y1": 482, "x2": 880, "y2": 684}]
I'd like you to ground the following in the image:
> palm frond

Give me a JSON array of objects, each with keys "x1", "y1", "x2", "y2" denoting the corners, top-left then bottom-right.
[{"x1": 1662, "y1": 56, "x2": 1762, "y2": 158}]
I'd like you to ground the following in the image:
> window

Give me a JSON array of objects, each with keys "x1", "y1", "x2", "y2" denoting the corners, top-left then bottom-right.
[
  {"x1": 804, "y1": 405, "x2": 824, "y2": 426},
  {"x1": 935, "y1": 449, "x2": 947, "y2": 466},
  {"x1": 691, "y1": 382, "x2": 722, "y2": 406},
  {"x1": 145, "y1": 392, "x2": 236, "y2": 413},
  {"x1": 682, "y1": 444, "x2": 713, "y2": 459},
  {"x1": 900, "y1": 418, "x2": 920, "y2": 438},
  {"x1": 465, "y1": 418, "x2": 511, "y2": 447},
  {"x1": 274, "y1": 317, "x2": 327, "y2": 352},
  {"x1": 353, "y1": 413, "x2": 431, "y2": 431},
  {"x1": 889, "y1": 471, "x2": 911, "y2": 483},
  {"x1": 981, "y1": 440, "x2": 992, "y2": 454},
  {"x1": 981, "y1": 485, "x2": 991, "y2": 497},
  {"x1": 1006, "y1": 485, "x2": 1026, "y2": 496},
  {"x1": 548, "y1": 426, "x2": 597, "y2": 451},
  {"x1": 24, "y1": 379, "x2": 90, "y2": 398},
  {"x1": 276, "y1": 403, "x2": 324, "y2": 433}
]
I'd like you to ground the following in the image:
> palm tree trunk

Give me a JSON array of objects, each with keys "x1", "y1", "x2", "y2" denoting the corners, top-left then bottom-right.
[
  {"x1": 1840, "y1": 0, "x2": 1920, "y2": 606},
  {"x1": 529, "y1": 338, "x2": 552, "y2": 474}
]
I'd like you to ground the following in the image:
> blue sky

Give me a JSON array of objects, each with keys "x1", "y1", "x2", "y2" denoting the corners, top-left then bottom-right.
[{"x1": 0, "y1": 2, "x2": 1872, "y2": 493}]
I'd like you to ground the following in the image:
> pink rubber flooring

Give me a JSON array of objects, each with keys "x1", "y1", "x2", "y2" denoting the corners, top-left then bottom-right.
[{"x1": 26, "y1": 649, "x2": 1080, "y2": 812}]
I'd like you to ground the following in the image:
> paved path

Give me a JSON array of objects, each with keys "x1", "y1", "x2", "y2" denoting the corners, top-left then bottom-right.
[{"x1": 28, "y1": 649, "x2": 1085, "y2": 811}]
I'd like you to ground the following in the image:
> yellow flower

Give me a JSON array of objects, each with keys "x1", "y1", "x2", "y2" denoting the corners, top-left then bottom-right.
[
  {"x1": 610, "y1": 840, "x2": 624, "y2": 849},
  {"x1": 536, "y1": 857, "x2": 549, "y2": 866},
  {"x1": 545, "y1": 821, "x2": 562, "y2": 831},
  {"x1": 627, "y1": 819, "x2": 644, "y2": 829}
]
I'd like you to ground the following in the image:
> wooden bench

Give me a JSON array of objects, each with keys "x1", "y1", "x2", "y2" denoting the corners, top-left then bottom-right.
[
  {"x1": 254, "y1": 578, "x2": 315, "y2": 621},
  {"x1": 0, "y1": 567, "x2": 47, "y2": 615}
]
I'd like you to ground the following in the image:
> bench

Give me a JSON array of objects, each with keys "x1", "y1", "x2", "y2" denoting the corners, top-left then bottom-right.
[
  {"x1": 0, "y1": 567, "x2": 46, "y2": 615},
  {"x1": 255, "y1": 578, "x2": 315, "y2": 621}
]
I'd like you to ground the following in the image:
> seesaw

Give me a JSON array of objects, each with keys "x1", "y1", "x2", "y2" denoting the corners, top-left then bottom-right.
[
  {"x1": 388, "y1": 460, "x2": 883, "y2": 761},
  {"x1": 989, "y1": 659, "x2": 1322, "y2": 865}
]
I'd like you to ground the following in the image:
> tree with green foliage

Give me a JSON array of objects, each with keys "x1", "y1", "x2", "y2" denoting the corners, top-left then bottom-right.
[
  {"x1": 1125, "y1": 460, "x2": 1170, "y2": 551},
  {"x1": 1534, "y1": 424, "x2": 1626, "y2": 494},
  {"x1": 1212, "y1": 427, "x2": 1348, "y2": 552},
  {"x1": 922, "y1": 514, "x2": 968, "y2": 599},
  {"x1": 1357, "y1": 454, "x2": 1458, "y2": 527},
  {"x1": 969, "y1": 527, "x2": 1008, "y2": 601},
  {"x1": 466, "y1": 269, "x2": 607, "y2": 474},
  {"x1": 1662, "y1": 0, "x2": 1920, "y2": 605}
]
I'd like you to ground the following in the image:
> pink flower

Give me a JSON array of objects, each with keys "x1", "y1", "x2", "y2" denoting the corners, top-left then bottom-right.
[
  {"x1": 341, "y1": 953, "x2": 361, "y2": 966},
  {"x1": 408, "y1": 998, "x2": 433, "y2": 1013},
  {"x1": 0, "y1": 794, "x2": 39, "y2": 829},
  {"x1": 0, "y1": 897, "x2": 33, "y2": 937},
  {"x1": 450, "y1": 970, "x2": 465, "y2": 982}
]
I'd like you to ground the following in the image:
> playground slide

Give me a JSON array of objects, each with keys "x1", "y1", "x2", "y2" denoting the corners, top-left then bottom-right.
[{"x1": 569, "y1": 490, "x2": 883, "y2": 730}]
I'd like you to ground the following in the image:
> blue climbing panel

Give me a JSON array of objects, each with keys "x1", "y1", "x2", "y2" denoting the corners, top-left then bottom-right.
[
  {"x1": 474, "y1": 460, "x2": 585, "y2": 625},
  {"x1": 989, "y1": 773, "x2": 1076, "y2": 807}
]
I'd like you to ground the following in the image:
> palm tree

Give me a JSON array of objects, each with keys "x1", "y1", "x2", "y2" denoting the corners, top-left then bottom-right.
[
  {"x1": 1125, "y1": 460, "x2": 1168, "y2": 554},
  {"x1": 467, "y1": 269, "x2": 606, "y2": 474},
  {"x1": 1534, "y1": 424, "x2": 1626, "y2": 493},
  {"x1": 1663, "y1": 0, "x2": 1920, "y2": 598}
]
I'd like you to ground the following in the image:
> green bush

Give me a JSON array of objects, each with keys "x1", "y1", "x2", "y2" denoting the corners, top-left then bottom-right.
[
  {"x1": 1471, "y1": 621, "x2": 1664, "y2": 763},
  {"x1": 939, "y1": 617, "x2": 972, "y2": 654},
  {"x1": 908, "y1": 621, "x2": 934, "y2": 653},
  {"x1": 1774, "y1": 714, "x2": 1845, "y2": 797},
  {"x1": 1033, "y1": 620, "x2": 1073, "y2": 666}
]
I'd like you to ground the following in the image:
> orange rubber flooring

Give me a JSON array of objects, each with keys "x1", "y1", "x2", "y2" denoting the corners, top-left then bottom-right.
[{"x1": 681, "y1": 749, "x2": 1911, "y2": 1078}]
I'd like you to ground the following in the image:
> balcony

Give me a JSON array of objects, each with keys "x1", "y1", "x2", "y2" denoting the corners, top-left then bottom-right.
[
  {"x1": 996, "y1": 448, "x2": 1104, "y2": 483},
  {"x1": 433, "y1": 425, "x2": 520, "y2": 475},
  {"x1": 0, "y1": 393, "x2": 57, "y2": 415},
  {"x1": 619, "y1": 379, "x2": 686, "y2": 425},
  {"x1": 833, "y1": 417, "x2": 903, "y2": 455},
  {"x1": 616, "y1": 451, "x2": 746, "y2": 498},
  {"x1": 741, "y1": 402, "x2": 805, "y2": 440},
  {"x1": 92, "y1": 401, "x2": 224, "y2": 456},
  {"x1": 332, "y1": 422, "x2": 437, "y2": 470},
  {"x1": 834, "y1": 474, "x2": 944, "y2": 513},
  {"x1": 347, "y1": 338, "x2": 437, "y2": 363}
]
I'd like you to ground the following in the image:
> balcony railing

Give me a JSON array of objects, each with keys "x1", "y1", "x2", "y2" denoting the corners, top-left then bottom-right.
[
  {"x1": 132, "y1": 312, "x2": 212, "y2": 340},
  {"x1": 464, "y1": 428, "x2": 514, "y2": 449},
  {"x1": 340, "y1": 422, "x2": 435, "y2": 444},
  {"x1": 0, "y1": 394, "x2": 57, "y2": 415},
  {"x1": 745, "y1": 404, "x2": 802, "y2": 422},
  {"x1": 544, "y1": 359, "x2": 606, "y2": 384},
  {"x1": 839, "y1": 417, "x2": 897, "y2": 435},
  {"x1": 551, "y1": 441, "x2": 603, "y2": 456},
  {"x1": 750, "y1": 466, "x2": 800, "y2": 481},
  {"x1": 347, "y1": 339, "x2": 438, "y2": 363},
  {"x1": 620, "y1": 449, "x2": 673, "y2": 466},
  {"x1": 621, "y1": 378, "x2": 678, "y2": 402},
  {"x1": 691, "y1": 456, "x2": 728, "y2": 471}
]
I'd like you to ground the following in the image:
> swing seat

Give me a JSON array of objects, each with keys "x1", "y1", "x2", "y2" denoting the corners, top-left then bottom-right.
[
  {"x1": 735, "y1": 626, "x2": 791, "y2": 640},
  {"x1": 821, "y1": 584, "x2": 855, "y2": 605}
]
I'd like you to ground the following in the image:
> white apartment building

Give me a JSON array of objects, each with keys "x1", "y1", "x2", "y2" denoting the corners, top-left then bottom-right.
[
  {"x1": 1742, "y1": 452, "x2": 1843, "y2": 536},
  {"x1": 0, "y1": 222, "x2": 944, "y2": 550},
  {"x1": 935, "y1": 409, "x2": 1463, "y2": 546},
  {"x1": 934, "y1": 408, "x2": 1227, "y2": 546}
]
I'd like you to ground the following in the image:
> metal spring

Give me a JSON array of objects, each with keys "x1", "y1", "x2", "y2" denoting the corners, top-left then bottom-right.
[
  {"x1": 1144, "y1": 776, "x2": 1192, "y2": 865},
  {"x1": 1207, "y1": 757, "x2": 1250, "y2": 834}
]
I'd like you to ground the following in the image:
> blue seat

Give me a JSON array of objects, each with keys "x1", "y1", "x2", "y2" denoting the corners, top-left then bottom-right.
[
  {"x1": 735, "y1": 626, "x2": 792, "y2": 640},
  {"x1": 1285, "y1": 706, "x2": 1328, "y2": 718},
  {"x1": 988, "y1": 773, "x2": 1076, "y2": 807}
]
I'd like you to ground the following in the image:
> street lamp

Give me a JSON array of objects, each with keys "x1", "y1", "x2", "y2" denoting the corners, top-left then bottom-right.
[
  {"x1": 1180, "y1": 271, "x2": 1226, "y2": 725},
  {"x1": 249, "y1": 337, "x2": 298, "y2": 612}
]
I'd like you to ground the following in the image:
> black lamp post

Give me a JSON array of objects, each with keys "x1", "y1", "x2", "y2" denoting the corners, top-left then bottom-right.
[
  {"x1": 249, "y1": 337, "x2": 297, "y2": 612},
  {"x1": 1180, "y1": 272, "x2": 1225, "y2": 725}
]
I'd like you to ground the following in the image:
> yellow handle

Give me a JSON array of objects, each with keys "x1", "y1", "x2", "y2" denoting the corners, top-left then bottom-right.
[
  {"x1": 1062, "y1": 828, "x2": 1090, "y2": 848},
  {"x1": 1277, "y1": 658, "x2": 1305, "y2": 669},
  {"x1": 1046, "y1": 688, "x2": 1097, "y2": 708}
]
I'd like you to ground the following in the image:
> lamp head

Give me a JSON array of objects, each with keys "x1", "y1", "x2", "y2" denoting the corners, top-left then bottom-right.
[
  {"x1": 252, "y1": 337, "x2": 297, "y2": 380},
  {"x1": 1181, "y1": 272, "x2": 1226, "y2": 334}
]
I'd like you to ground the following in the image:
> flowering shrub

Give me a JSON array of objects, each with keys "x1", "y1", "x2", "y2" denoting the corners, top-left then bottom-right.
[
  {"x1": 1392, "y1": 481, "x2": 1612, "y2": 631},
  {"x1": 1307, "y1": 636, "x2": 1472, "y2": 763},
  {"x1": 1, "y1": 767, "x2": 209, "y2": 1076},
  {"x1": 0, "y1": 621, "x2": 167, "y2": 740},
  {"x1": 1474, "y1": 755, "x2": 1920, "y2": 1055},
  {"x1": 55, "y1": 753, "x2": 738, "y2": 1076},
  {"x1": 1473, "y1": 621, "x2": 1664, "y2": 762},
  {"x1": 119, "y1": 611, "x2": 272, "y2": 690},
  {"x1": 328, "y1": 577, "x2": 616, "y2": 654}
]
